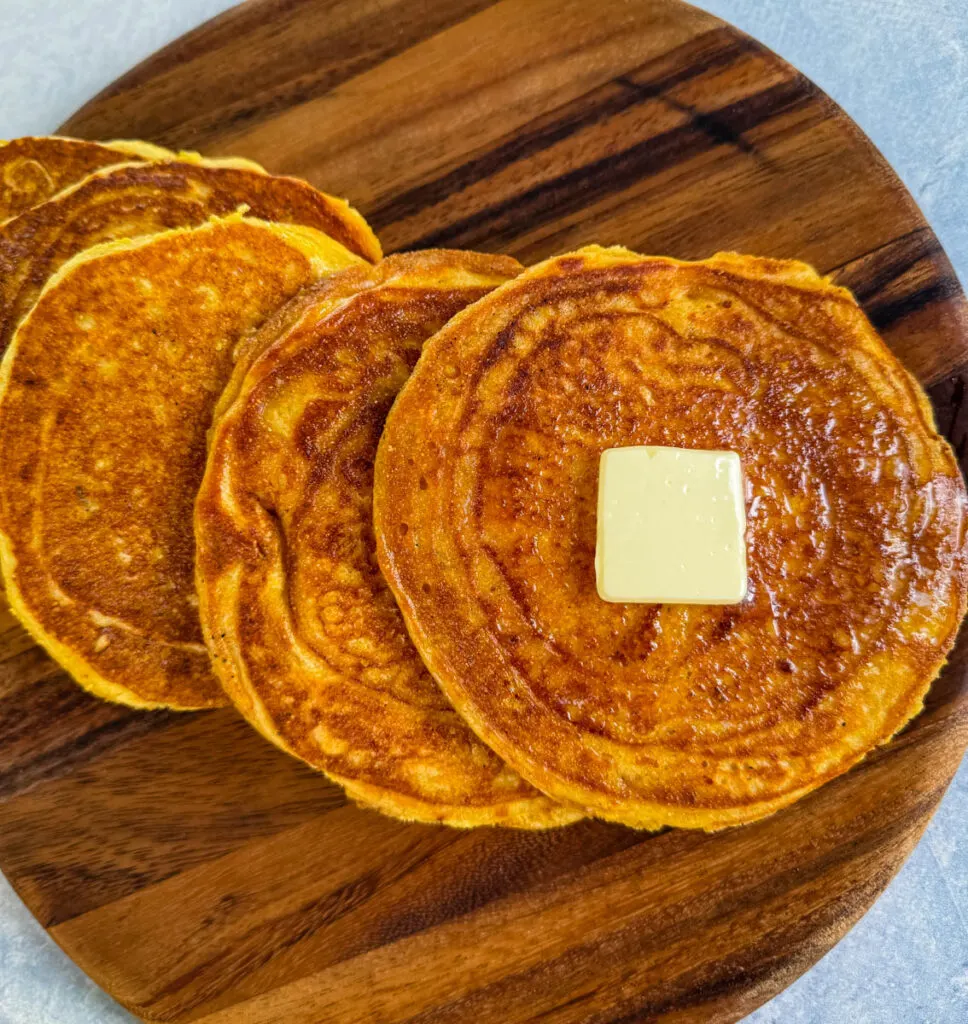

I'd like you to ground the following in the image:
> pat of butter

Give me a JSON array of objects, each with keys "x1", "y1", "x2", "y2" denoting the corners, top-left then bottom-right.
[{"x1": 596, "y1": 446, "x2": 747, "y2": 604}]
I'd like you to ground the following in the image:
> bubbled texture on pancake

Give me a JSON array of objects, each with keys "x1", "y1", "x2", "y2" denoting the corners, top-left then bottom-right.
[
  {"x1": 0, "y1": 217, "x2": 362, "y2": 710},
  {"x1": 375, "y1": 246, "x2": 968, "y2": 830},
  {"x1": 195, "y1": 251, "x2": 580, "y2": 827},
  {"x1": 0, "y1": 137, "x2": 144, "y2": 223},
  {"x1": 0, "y1": 159, "x2": 381, "y2": 358}
]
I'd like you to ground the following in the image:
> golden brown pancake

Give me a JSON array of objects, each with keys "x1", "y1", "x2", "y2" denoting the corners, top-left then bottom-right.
[
  {"x1": 0, "y1": 136, "x2": 153, "y2": 223},
  {"x1": 0, "y1": 136, "x2": 271, "y2": 226},
  {"x1": 375, "y1": 245, "x2": 968, "y2": 830},
  {"x1": 0, "y1": 157, "x2": 381, "y2": 358},
  {"x1": 195, "y1": 252, "x2": 579, "y2": 827},
  {"x1": 0, "y1": 215, "x2": 363, "y2": 710}
]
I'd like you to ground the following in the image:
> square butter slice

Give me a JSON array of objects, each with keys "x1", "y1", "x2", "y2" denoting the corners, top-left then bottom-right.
[{"x1": 596, "y1": 446, "x2": 747, "y2": 604}]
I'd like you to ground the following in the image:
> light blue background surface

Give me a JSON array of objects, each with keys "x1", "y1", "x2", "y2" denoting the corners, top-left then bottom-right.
[{"x1": 0, "y1": 1, "x2": 966, "y2": 1021}]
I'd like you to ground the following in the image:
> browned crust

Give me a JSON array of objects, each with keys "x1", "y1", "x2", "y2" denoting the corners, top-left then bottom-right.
[
  {"x1": 0, "y1": 217, "x2": 362, "y2": 709},
  {"x1": 195, "y1": 250, "x2": 581, "y2": 826},
  {"x1": 0, "y1": 136, "x2": 143, "y2": 223},
  {"x1": 374, "y1": 245, "x2": 968, "y2": 830},
  {"x1": 0, "y1": 158, "x2": 380, "y2": 360}
]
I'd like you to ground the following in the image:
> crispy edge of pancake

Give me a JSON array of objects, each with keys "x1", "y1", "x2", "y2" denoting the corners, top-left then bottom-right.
[
  {"x1": 333, "y1": 772, "x2": 582, "y2": 828},
  {"x1": 23, "y1": 153, "x2": 378, "y2": 262},
  {"x1": 0, "y1": 136, "x2": 252, "y2": 170},
  {"x1": 101, "y1": 146, "x2": 382, "y2": 262},
  {"x1": 0, "y1": 136, "x2": 140, "y2": 224},
  {"x1": 37, "y1": 136, "x2": 259, "y2": 172},
  {"x1": 375, "y1": 244, "x2": 968, "y2": 830},
  {"x1": 0, "y1": 212, "x2": 364, "y2": 711},
  {"x1": 0, "y1": 139, "x2": 380, "y2": 265},
  {"x1": 104, "y1": 139, "x2": 260, "y2": 171},
  {"x1": 196, "y1": 252, "x2": 583, "y2": 827}
]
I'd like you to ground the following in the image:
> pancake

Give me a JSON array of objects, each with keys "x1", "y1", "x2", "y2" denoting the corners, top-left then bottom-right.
[
  {"x1": 0, "y1": 215, "x2": 363, "y2": 710},
  {"x1": 0, "y1": 136, "x2": 271, "y2": 226},
  {"x1": 375, "y1": 245, "x2": 968, "y2": 831},
  {"x1": 0, "y1": 157, "x2": 381, "y2": 359},
  {"x1": 195, "y1": 252, "x2": 579, "y2": 827},
  {"x1": 0, "y1": 136, "x2": 154, "y2": 223}
]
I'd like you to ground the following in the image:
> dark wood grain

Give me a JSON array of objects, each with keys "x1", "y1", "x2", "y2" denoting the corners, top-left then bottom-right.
[{"x1": 0, "y1": 0, "x2": 964, "y2": 1021}]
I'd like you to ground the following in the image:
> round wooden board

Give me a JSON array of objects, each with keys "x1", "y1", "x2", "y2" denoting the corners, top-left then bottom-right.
[{"x1": 0, "y1": 1, "x2": 966, "y2": 1021}]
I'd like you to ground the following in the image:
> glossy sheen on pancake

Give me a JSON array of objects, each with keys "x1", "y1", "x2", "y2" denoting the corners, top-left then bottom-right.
[
  {"x1": 375, "y1": 246, "x2": 968, "y2": 830},
  {"x1": 195, "y1": 252, "x2": 579, "y2": 827},
  {"x1": 0, "y1": 158, "x2": 381, "y2": 358},
  {"x1": 0, "y1": 215, "x2": 363, "y2": 710},
  {"x1": 0, "y1": 136, "x2": 149, "y2": 223}
]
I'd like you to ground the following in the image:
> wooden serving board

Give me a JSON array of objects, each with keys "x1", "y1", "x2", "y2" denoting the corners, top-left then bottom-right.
[{"x1": 0, "y1": 1, "x2": 966, "y2": 1021}]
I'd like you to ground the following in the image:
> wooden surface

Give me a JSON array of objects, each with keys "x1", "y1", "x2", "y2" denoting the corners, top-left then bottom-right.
[{"x1": 0, "y1": 0, "x2": 965, "y2": 1021}]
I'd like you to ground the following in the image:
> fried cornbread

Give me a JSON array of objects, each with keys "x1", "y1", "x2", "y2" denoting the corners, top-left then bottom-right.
[
  {"x1": 375, "y1": 246, "x2": 968, "y2": 830},
  {"x1": 0, "y1": 158, "x2": 380, "y2": 357},
  {"x1": 0, "y1": 214, "x2": 363, "y2": 710},
  {"x1": 196, "y1": 252, "x2": 579, "y2": 826}
]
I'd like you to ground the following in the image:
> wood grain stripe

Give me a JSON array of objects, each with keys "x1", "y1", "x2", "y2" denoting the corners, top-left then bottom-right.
[
  {"x1": 0, "y1": 711, "x2": 347, "y2": 925},
  {"x1": 366, "y1": 28, "x2": 753, "y2": 229},
  {"x1": 0, "y1": 683, "x2": 175, "y2": 801},
  {"x1": 930, "y1": 374, "x2": 968, "y2": 462},
  {"x1": 398, "y1": 78, "x2": 812, "y2": 252},
  {"x1": 402, "y1": 832, "x2": 923, "y2": 1024},
  {"x1": 64, "y1": 0, "x2": 501, "y2": 148},
  {"x1": 830, "y1": 227, "x2": 968, "y2": 382},
  {"x1": 51, "y1": 813, "x2": 645, "y2": 1020},
  {"x1": 176, "y1": 724, "x2": 949, "y2": 1024},
  {"x1": 831, "y1": 227, "x2": 961, "y2": 329}
]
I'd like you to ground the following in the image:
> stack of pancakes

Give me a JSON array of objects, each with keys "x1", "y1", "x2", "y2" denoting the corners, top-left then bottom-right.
[{"x1": 1, "y1": 136, "x2": 964, "y2": 831}]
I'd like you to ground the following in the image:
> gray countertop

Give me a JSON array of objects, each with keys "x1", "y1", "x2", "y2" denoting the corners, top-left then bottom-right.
[{"x1": 0, "y1": 1, "x2": 966, "y2": 1022}]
